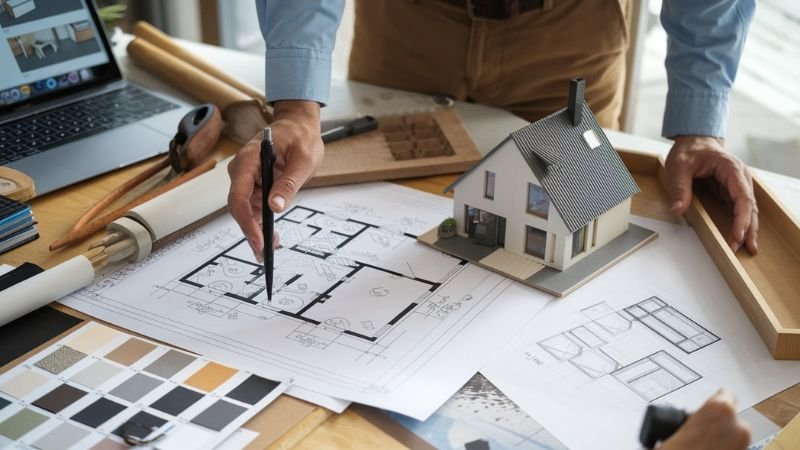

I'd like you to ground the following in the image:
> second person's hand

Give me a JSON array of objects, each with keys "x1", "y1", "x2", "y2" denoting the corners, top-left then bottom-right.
[{"x1": 227, "y1": 100, "x2": 323, "y2": 261}]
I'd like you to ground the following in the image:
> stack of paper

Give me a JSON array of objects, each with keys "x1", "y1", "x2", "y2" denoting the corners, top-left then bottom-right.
[{"x1": 0, "y1": 195, "x2": 37, "y2": 255}]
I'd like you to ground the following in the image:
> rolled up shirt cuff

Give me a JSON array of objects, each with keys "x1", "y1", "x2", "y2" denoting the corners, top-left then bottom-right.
[
  {"x1": 662, "y1": 89, "x2": 730, "y2": 139},
  {"x1": 265, "y1": 47, "x2": 332, "y2": 106}
]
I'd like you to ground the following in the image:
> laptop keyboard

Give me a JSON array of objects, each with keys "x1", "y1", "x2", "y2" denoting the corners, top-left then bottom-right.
[{"x1": 0, "y1": 86, "x2": 179, "y2": 166}]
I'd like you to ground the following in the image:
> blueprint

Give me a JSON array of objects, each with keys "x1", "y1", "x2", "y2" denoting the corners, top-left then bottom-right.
[
  {"x1": 60, "y1": 182, "x2": 552, "y2": 420},
  {"x1": 482, "y1": 217, "x2": 800, "y2": 450}
]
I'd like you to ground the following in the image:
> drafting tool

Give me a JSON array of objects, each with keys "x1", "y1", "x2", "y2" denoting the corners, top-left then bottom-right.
[
  {"x1": 321, "y1": 116, "x2": 378, "y2": 144},
  {"x1": 50, "y1": 104, "x2": 223, "y2": 251},
  {"x1": 639, "y1": 404, "x2": 688, "y2": 448},
  {"x1": 261, "y1": 128, "x2": 275, "y2": 302}
]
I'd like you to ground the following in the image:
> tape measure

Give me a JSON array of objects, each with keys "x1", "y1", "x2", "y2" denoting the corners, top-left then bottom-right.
[{"x1": 0, "y1": 167, "x2": 36, "y2": 202}]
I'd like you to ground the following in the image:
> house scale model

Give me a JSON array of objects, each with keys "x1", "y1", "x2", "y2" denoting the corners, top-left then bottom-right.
[{"x1": 419, "y1": 78, "x2": 656, "y2": 296}]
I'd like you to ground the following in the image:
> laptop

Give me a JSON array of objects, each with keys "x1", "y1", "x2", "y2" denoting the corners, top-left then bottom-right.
[{"x1": 0, "y1": 0, "x2": 192, "y2": 195}]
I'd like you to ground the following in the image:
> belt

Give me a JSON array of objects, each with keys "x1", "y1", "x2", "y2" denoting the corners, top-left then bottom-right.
[{"x1": 438, "y1": 0, "x2": 546, "y2": 20}]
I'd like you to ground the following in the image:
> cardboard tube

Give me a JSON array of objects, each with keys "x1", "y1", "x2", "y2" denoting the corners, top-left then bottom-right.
[
  {"x1": 133, "y1": 21, "x2": 268, "y2": 108},
  {"x1": 0, "y1": 256, "x2": 95, "y2": 326}
]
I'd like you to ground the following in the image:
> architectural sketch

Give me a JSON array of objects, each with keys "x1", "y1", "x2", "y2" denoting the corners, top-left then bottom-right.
[
  {"x1": 537, "y1": 297, "x2": 718, "y2": 402},
  {"x1": 61, "y1": 183, "x2": 553, "y2": 419}
]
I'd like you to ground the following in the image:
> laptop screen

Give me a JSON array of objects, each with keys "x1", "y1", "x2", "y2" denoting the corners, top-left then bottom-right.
[{"x1": 0, "y1": 0, "x2": 118, "y2": 109}]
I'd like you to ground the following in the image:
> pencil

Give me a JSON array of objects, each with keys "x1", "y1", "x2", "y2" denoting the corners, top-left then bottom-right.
[{"x1": 261, "y1": 128, "x2": 275, "y2": 302}]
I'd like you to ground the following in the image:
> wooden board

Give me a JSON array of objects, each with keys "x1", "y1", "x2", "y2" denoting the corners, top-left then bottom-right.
[
  {"x1": 618, "y1": 149, "x2": 800, "y2": 360},
  {"x1": 306, "y1": 109, "x2": 482, "y2": 188}
]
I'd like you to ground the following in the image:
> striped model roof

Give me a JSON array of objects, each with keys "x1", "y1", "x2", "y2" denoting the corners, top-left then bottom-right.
[{"x1": 446, "y1": 103, "x2": 639, "y2": 233}]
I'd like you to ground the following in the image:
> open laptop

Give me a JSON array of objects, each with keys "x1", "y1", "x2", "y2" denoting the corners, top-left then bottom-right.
[{"x1": 0, "y1": 0, "x2": 192, "y2": 195}]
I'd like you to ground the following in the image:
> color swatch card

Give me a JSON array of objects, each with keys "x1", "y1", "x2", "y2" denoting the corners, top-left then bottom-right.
[{"x1": 0, "y1": 322, "x2": 288, "y2": 449}]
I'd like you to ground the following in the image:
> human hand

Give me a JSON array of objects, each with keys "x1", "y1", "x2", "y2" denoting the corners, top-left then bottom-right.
[
  {"x1": 659, "y1": 390, "x2": 750, "y2": 450},
  {"x1": 666, "y1": 136, "x2": 758, "y2": 253},
  {"x1": 227, "y1": 100, "x2": 323, "y2": 261}
]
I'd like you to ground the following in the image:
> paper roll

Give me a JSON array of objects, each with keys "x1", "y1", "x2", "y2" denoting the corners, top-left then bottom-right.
[
  {"x1": 127, "y1": 160, "x2": 231, "y2": 242},
  {"x1": 126, "y1": 38, "x2": 267, "y2": 143},
  {"x1": 0, "y1": 256, "x2": 95, "y2": 326}
]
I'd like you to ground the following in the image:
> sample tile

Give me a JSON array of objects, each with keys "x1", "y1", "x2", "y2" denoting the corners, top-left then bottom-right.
[
  {"x1": 0, "y1": 397, "x2": 9, "y2": 410},
  {"x1": 71, "y1": 398, "x2": 127, "y2": 428},
  {"x1": 143, "y1": 350, "x2": 195, "y2": 379},
  {"x1": 150, "y1": 386, "x2": 204, "y2": 416},
  {"x1": 34, "y1": 346, "x2": 87, "y2": 374},
  {"x1": 108, "y1": 373, "x2": 162, "y2": 403},
  {"x1": 32, "y1": 422, "x2": 89, "y2": 450},
  {"x1": 0, "y1": 369, "x2": 49, "y2": 399},
  {"x1": 105, "y1": 338, "x2": 156, "y2": 366},
  {"x1": 91, "y1": 438, "x2": 130, "y2": 450},
  {"x1": 32, "y1": 384, "x2": 87, "y2": 413},
  {"x1": 225, "y1": 375, "x2": 280, "y2": 405},
  {"x1": 184, "y1": 362, "x2": 237, "y2": 392},
  {"x1": 70, "y1": 360, "x2": 123, "y2": 389},
  {"x1": 0, "y1": 408, "x2": 48, "y2": 439},
  {"x1": 157, "y1": 423, "x2": 215, "y2": 450},
  {"x1": 112, "y1": 411, "x2": 167, "y2": 440},
  {"x1": 67, "y1": 326, "x2": 121, "y2": 354},
  {"x1": 191, "y1": 400, "x2": 247, "y2": 431}
]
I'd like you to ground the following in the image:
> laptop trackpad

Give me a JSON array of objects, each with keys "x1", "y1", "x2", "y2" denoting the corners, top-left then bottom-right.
[{"x1": 58, "y1": 124, "x2": 169, "y2": 173}]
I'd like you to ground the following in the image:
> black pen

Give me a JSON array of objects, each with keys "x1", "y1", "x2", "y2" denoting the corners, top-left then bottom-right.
[
  {"x1": 321, "y1": 115, "x2": 378, "y2": 144},
  {"x1": 261, "y1": 127, "x2": 275, "y2": 302}
]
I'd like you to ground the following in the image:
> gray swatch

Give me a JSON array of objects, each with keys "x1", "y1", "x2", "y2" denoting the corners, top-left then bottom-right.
[
  {"x1": 143, "y1": 350, "x2": 195, "y2": 379},
  {"x1": 70, "y1": 360, "x2": 123, "y2": 389},
  {"x1": 32, "y1": 422, "x2": 89, "y2": 450},
  {"x1": 191, "y1": 400, "x2": 246, "y2": 431},
  {"x1": 109, "y1": 373, "x2": 162, "y2": 403},
  {"x1": 34, "y1": 346, "x2": 87, "y2": 374},
  {"x1": 149, "y1": 386, "x2": 203, "y2": 416}
]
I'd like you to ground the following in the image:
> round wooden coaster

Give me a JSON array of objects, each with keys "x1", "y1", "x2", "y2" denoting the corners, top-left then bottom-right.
[{"x1": 0, "y1": 167, "x2": 36, "y2": 202}]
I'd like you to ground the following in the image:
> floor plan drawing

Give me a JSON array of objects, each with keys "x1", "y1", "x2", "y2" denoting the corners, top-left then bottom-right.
[
  {"x1": 481, "y1": 216, "x2": 800, "y2": 450},
  {"x1": 536, "y1": 297, "x2": 718, "y2": 402},
  {"x1": 60, "y1": 183, "x2": 553, "y2": 419}
]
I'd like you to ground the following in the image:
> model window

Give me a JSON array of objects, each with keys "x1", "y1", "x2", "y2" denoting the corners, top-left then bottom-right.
[
  {"x1": 484, "y1": 171, "x2": 496, "y2": 199},
  {"x1": 525, "y1": 225, "x2": 547, "y2": 259},
  {"x1": 527, "y1": 183, "x2": 550, "y2": 218},
  {"x1": 572, "y1": 225, "x2": 587, "y2": 257}
]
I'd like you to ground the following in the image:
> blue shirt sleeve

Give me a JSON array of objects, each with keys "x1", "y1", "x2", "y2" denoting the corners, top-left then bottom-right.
[
  {"x1": 660, "y1": 0, "x2": 755, "y2": 139},
  {"x1": 256, "y1": 0, "x2": 345, "y2": 105}
]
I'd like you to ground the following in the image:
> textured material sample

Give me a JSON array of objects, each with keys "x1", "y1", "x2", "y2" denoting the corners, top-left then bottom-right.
[
  {"x1": 70, "y1": 360, "x2": 123, "y2": 389},
  {"x1": 183, "y1": 362, "x2": 237, "y2": 392},
  {"x1": 150, "y1": 386, "x2": 204, "y2": 416},
  {"x1": 71, "y1": 398, "x2": 127, "y2": 428},
  {"x1": 108, "y1": 373, "x2": 162, "y2": 403},
  {"x1": 0, "y1": 369, "x2": 49, "y2": 399},
  {"x1": 32, "y1": 422, "x2": 89, "y2": 450},
  {"x1": 143, "y1": 350, "x2": 195, "y2": 379},
  {"x1": 225, "y1": 375, "x2": 279, "y2": 405},
  {"x1": 32, "y1": 383, "x2": 87, "y2": 413},
  {"x1": 104, "y1": 338, "x2": 156, "y2": 366},
  {"x1": 0, "y1": 408, "x2": 48, "y2": 439},
  {"x1": 34, "y1": 346, "x2": 87, "y2": 374},
  {"x1": 191, "y1": 400, "x2": 247, "y2": 431}
]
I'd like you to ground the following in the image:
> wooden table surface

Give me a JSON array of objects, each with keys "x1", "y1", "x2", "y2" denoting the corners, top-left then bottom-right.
[{"x1": 1, "y1": 135, "x2": 798, "y2": 449}]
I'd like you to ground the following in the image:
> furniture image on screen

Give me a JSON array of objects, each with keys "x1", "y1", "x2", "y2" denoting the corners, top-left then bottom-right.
[
  {"x1": 69, "y1": 21, "x2": 94, "y2": 42},
  {"x1": 31, "y1": 39, "x2": 57, "y2": 58},
  {"x1": 3, "y1": 0, "x2": 36, "y2": 19}
]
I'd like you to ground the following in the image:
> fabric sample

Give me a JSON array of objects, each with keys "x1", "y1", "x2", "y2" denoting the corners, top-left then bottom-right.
[{"x1": 34, "y1": 346, "x2": 87, "y2": 374}]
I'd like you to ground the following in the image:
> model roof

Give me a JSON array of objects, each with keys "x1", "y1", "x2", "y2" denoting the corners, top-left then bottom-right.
[{"x1": 446, "y1": 103, "x2": 640, "y2": 233}]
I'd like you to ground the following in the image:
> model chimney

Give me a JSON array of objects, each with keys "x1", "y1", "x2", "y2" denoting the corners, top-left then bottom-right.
[{"x1": 568, "y1": 78, "x2": 585, "y2": 127}]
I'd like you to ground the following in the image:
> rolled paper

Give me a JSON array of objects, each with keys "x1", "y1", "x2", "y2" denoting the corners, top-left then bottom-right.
[{"x1": 0, "y1": 256, "x2": 95, "y2": 326}]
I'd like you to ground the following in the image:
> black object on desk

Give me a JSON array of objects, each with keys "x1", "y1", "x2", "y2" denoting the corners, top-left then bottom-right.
[
  {"x1": 639, "y1": 404, "x2": 689, "y2": 448},
  {"x1": 321, "y1": 116, "x2": 379, "y2": 144},
  {"x1": 261, "y1": 128, "x2": 276, "y2": 302}
]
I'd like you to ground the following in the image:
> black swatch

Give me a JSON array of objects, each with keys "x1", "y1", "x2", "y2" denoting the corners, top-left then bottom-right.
[
  {"x1": 71, "y1": 397, "x2": 126, "y2": 428},
  {"x1": 225, "y1": 375, "x2": 279, "y2": 405},
  {"x1": 150, "y1": 386, "x2": 204, "y2": 416}
]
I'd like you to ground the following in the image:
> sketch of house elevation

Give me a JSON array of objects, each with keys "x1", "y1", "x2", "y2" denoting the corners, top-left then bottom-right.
[{"x1": 537, "y1": 297, "x2": 718, "y2": 402}]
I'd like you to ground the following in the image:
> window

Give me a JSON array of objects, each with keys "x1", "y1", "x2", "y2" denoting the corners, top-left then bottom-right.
[
  {"x1": 572, "y1": 225, "x2": 587, "y2": 257},
  {"x1": 525, "y1": 226, "x2": 547, "y2": 259},
  {"x1": 527, "y1": 183, "x2": 550, "y2": 218},
  {"x1": 484, "y1": 171, "x2": 495, "y2": 199}
]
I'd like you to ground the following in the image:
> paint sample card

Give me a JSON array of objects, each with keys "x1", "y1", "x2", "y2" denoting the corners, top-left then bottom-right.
[{"x1": 0, "y1": 322, "x2": 289, "y2": 450}]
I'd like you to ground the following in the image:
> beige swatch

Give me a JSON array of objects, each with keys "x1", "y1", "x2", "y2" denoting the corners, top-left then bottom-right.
[
  {"x1": 105, "y1": 338, "x2": 156, "y2": 366},
  {"x1": 0, "y1": 369, "x2": 49, "y2": 399},
  {"x1": 68, "y1": 325, "x2": 121, "y2": 354}
]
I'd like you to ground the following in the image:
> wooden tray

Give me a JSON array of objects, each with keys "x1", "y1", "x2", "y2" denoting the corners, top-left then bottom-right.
[
  {"x1": 619, "y1": 149, "x2": 800, "y2": 360},
  {"x1": 306, "y1": 108, "x2": 482, "y2": 188}
]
